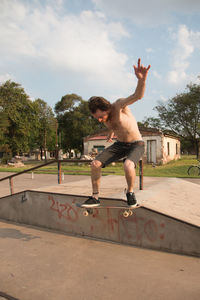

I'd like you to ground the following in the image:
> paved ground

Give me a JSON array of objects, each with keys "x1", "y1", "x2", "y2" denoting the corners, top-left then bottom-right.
[
  {"x1": 0, "y1": 172, "x2": 89, "y2": 198},
  {"x1": 0, "y1": 172, "x2": 200, "y2": 300},
  {"x1": 1, "y1": 172, "x2": 200, "y2": 199},
  {"x1": 0, "y1": 220, "x2": 199, "y2": 300}
]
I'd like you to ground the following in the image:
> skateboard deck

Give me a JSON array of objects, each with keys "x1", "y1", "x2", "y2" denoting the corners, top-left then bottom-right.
[{"x1": 76, "y1": 203, "x2": 140, "y2": 217}]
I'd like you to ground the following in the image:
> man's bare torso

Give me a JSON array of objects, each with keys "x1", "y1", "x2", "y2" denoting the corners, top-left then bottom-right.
[{"x1": 105, "y1": 101, "x2": 142, "y2": 142}]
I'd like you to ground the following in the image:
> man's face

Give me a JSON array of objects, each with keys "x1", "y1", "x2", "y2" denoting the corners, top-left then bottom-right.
[{"x1": 92, "y1": 109, "x2": 109, "y2": 123}]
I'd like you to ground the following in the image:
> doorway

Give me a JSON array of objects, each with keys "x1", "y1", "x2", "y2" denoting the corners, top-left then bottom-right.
[{"x1": 147, "y1": 140, "x2": 157, "y2": 163}]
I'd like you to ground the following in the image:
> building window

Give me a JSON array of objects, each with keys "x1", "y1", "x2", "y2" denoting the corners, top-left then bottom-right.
[
  {"x1": 176, "y1": 143, "x2": 178, "y2": 154},
  {"x1": 167, "y1": 142, "x2": 170, "y2": 155},
  {"x1": 94, "y1": 146, "x2": 105, "y2": 153}
]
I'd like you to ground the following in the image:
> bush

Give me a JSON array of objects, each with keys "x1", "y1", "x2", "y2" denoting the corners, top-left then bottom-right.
[{"x1": 1, "y1": 153, "x2": 12, "y2": 164}]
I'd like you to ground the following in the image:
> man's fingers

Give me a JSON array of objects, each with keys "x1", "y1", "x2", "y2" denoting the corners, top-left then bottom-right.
[
  {"x1": 147, "y1": 65, "x2": 151, "y2": 71},
  {"x1": 133, "y1": 60, "x2": 151, "y2": 74},
  {"x1": 138, "y1": 58, "x2": 141, "y2": 68},
  {"x1": 133, "y1": 65, "x2": 137, "y2": 72}
]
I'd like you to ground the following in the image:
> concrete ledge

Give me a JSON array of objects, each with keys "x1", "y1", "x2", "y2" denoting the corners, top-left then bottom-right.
[{"x1": 0, "y1": 191, "x2": 199, "y2": 257}]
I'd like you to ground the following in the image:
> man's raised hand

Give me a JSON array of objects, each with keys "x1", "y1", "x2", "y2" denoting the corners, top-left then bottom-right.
[{"x1": 133, "y1": 58, "x2": 151, "y2": 81}]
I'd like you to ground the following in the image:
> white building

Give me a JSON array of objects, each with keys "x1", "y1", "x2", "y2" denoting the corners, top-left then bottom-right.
[
  {"x1": 141, "y1": 127, "x2": 181, "y2": 164},
  {"x1": 83, "y1": 128, "x2": 181, "y2": 165}
]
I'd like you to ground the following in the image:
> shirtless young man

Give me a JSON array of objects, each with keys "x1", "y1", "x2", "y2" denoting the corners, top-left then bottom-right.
[{"x1": 82, "y1": 58, "x2": 151, "y2": 208}]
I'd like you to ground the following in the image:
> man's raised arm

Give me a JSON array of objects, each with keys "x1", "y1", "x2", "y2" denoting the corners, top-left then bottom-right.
[{"x1": 117, "y1": 58, "x2": 151, "y2": 108}]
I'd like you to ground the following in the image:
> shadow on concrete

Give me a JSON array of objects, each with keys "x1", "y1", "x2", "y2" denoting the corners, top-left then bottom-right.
[
  {"x1": 0, "y1": 228, "x2": 40, "y2": 241},
  {"x1": 0, "y1": 291, "x2": 20, "y2": 300}
]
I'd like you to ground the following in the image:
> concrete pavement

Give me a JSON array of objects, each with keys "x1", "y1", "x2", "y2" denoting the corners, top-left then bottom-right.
[
  {"x1": 0, "y1": 220, "x2": 200, "y2": 300},
  {"x1": 0, "y1": 172, "x2": 89, "y2": 198},
  {"x1": 0, "y1": 172, "x2": 200, "y2": 299},
  {"x1": 1, "y1": 171, "x2": 200, "y2": 199}
]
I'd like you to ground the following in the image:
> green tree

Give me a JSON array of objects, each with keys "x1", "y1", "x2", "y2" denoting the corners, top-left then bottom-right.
[
  {"x1": 32, "y1": 99, "x2": 56, "y2": 160},
  {"x1": 138, "y1": 117, "x2": 163, "y2": 129},
  {"x1": 0, "y1": 81, "x2": 35, "y2": 156},
  {"x1": 0, "y1": 109, "x2": 9, "y2": 144},
  {"x1": 0, "y1": 108, "x2": 11, "y2": 162},
  {"x1": 55, "y1": 94, "x2": 104, "y2": 156},
  {"x1": 144, "y1": 83, "x2": 200, "y2": 158}
]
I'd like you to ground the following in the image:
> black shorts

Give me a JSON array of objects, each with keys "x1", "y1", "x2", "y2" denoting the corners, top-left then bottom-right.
[{"x1": 95, "y1": 140, "x2": 145, "y2": 168}]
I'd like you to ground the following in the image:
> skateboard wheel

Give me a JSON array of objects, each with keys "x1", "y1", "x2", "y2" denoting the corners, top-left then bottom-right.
[
  {"x1": 129, "y1": 210, "x2": 133, "y2": 216},
  {"x1": 123, "y1": 211, "x2": 129, "y2": 218},
  {"x1": 83, "y1": 210, "x2": 89, "y2": 217}
]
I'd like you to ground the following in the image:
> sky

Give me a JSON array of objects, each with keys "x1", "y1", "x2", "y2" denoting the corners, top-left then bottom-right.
[{"x1": 0, "y1": 0, "x2": 200, "y2": 122}]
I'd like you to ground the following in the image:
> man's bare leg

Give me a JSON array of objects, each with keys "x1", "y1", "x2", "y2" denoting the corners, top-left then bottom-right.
[
  {"x1": 81, "y1": 159, "x2": 102, "y2": 207},
  {"x1": 91, "y1": 160, "x2": 102, "y2": 199},
  {"x1": 123, "y1": 159, "x2": 136, "y2": 192}
]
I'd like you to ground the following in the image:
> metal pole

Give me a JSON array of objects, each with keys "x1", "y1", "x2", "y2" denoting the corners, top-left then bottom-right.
[
  {"x1": 139, "y1": 159, "x2": 144, "y2": 190},
  {"x1": 58, "y1": 161, "x2": 62, "y2": 184},
  {"x1": 9, "y1": 177, "x2": 14, "y2": 195},
  {"x1": 55, "y1": 120, "x2": 58, "y2": 160}
]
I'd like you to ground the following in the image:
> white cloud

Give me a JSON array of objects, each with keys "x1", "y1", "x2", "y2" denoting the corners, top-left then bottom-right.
[
  {"x1": 92, "y1": 0, "x2": 200, "y2": 26},
  {"x1": 190, "y1": 30, "x2": 200, "y2": 51},
  {"x1": 160, "y1": 95, "x2": 167, "y2": 102},
  {"x1": 0, "y1": 73, "x2": 14, "y2": 84},
  {"x1": 153, "y1": 70, "x2": 161, "y2": 80},
  {"x1": 146, "y1": 48, "x2": 153, "y2": 53},
  {"x1": 167, "y1": 25, "x2": 200, "y2": 85},
  {"x1": 0, "y1": 0, "x2": 134, "y2": 92}
]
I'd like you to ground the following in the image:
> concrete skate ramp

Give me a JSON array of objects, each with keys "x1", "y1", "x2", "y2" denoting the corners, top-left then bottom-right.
[{"x1": 0, "y1": 190, "x2": 199, "y2": 257}]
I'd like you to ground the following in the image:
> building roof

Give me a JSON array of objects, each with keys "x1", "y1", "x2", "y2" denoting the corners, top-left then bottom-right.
[
  {"x1": 85, "y1": 135, "x2": 117, "y2": 141},
  {"x1": 84, "y1": 127, "x2": 180, "y2": 141}
]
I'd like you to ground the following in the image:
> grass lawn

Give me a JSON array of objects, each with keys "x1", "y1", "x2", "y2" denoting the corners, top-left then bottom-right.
[
  {"x1": 0, "y1": 155, "x2": 199, "y2": 178},
  {"x1": 142, "y1": 156, "x2": 199, "y2": 178}
]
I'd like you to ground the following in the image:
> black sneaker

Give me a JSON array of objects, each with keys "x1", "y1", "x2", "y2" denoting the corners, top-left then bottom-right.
[
  {"x1": 126, "y1": 192, "x2": 137, "y2": 207},
  {"x1": 81, "y1": 196, "x2": 100, "y2": 208}
]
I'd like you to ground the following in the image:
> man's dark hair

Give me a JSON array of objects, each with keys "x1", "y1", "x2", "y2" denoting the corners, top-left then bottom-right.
[{"x1": 88, "y1": 96, "x2": 111, "y2": 114}]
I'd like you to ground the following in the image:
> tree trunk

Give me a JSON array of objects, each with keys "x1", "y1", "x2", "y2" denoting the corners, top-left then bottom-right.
[
  {"x1": 40, "y1": 147, "x2": 43, "y2": 160},
  {"x1": 44, "y1": 129, "x2": 47, "y2": 162},
  {"x1": 196, "y1": 139, "x2": 200, "y2": 159}
]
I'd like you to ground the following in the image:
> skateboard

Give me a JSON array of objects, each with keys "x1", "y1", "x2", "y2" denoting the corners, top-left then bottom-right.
[{"x1": 76, "y1": 203, "x2": 140, "y2": 218}]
